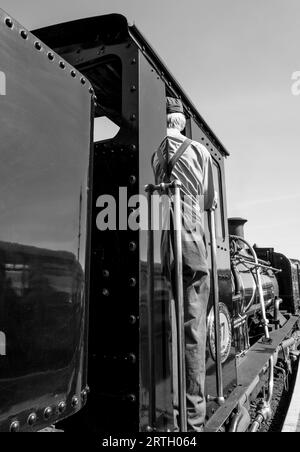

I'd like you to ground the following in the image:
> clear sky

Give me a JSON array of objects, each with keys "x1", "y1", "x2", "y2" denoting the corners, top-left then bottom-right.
[{"x1": 2, "y1": 0, "x2": 300, "y2": 258}]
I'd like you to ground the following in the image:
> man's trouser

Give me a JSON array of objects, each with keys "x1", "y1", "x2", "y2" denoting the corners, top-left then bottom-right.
[{"x1": 171, "y1": 265, "x2": 210, "y2": 432}]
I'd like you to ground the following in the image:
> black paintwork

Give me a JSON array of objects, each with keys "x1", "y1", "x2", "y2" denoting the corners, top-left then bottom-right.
[{"x1": 0, "y1": 9, "x2": 93, "y2": 431}]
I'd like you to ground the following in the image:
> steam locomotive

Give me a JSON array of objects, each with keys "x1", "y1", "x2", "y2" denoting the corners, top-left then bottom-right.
[{"x1": 0, "y1": 9, "x2": 299, "y2": 433}]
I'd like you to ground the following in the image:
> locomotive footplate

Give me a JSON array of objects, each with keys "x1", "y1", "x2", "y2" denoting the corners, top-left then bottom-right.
[{"x1": 204, "y1": 315, "x2": 299, "y2": 432}]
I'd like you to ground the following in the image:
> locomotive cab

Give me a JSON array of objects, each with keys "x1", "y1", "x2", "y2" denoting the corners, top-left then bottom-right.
[
  {"x1": 0, "y1": 8, "x2": 300, "y2": 433},
  {"x1": 33, "y1": 13, "x2": 237, "y2": 431}
]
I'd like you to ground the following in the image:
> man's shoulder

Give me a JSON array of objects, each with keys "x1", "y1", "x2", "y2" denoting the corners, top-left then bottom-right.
[{"x1": 190, "y1": 140, "x2": 211, "y2": 160}]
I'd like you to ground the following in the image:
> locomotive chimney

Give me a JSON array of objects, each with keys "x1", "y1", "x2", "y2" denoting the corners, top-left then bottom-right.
[{"x1": 228, "y1": 217, "x2": 248, "y2": 238}]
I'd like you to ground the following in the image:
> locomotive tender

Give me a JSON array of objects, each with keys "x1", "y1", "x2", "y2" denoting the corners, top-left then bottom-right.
[{"x1": 0, "y1": 9, "x2": 299, "y2": 433}]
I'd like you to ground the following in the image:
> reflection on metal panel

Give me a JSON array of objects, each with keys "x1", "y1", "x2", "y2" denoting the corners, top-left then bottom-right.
[{"x1": 0, "y1": 10, "x2": 92, "y2": 431}]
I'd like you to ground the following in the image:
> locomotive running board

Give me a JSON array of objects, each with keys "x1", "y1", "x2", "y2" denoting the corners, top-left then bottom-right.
[{"x1": 204, "y1": 315, "x2": 299, "y2": 432}]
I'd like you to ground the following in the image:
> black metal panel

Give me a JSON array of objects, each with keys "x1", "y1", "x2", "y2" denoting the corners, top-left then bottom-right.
[
  {"x1": 0, "y1": 10, "x2": 93, "y2": 431},
  {"x1": 33, "y1": 14, "x2": 130, "y2": 48},
  {"x1": 128, "y1": 25, "x2": 230, "y2": 157}
]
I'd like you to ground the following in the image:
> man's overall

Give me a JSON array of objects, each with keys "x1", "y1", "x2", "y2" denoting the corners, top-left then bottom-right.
[{"x1": 152, "y1": 127, "x2": 215, "y2": 431}]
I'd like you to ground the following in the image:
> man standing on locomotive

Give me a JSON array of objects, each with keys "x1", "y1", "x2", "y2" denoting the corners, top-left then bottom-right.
[{"x1": 152, "y1": 97, "x2": 217, "y2": 432}]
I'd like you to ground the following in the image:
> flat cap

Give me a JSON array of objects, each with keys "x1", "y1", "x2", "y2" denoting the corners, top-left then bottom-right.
[{"x1": 166, "y1": 97, "x2": 184, "y2": 114}]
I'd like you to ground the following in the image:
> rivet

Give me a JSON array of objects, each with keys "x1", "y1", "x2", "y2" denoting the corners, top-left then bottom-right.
[
  {"x1": 27, "y1": 413, "x2": 37, "y2": 426},
  {"x1": 80, "y1": 77, "x2": 86, "y2": 85},
  {"x1": 127, "y1": 353, "x2": 137, "y2": 364},
  {"x1": 48, "y1": 52, "x2": 54, "y2": 61},
  {"x1": 130, "y1": 85, "x2": 136, "y2": 92},
  {"x1": 89, "y1": 87, "x2": 94, "y2": 94},
  {"x1": 58, "y1": 401, "x2": 66, "y2": 414},
  {"x1": 130, "y1": 144, "x2": 137, "y2": 152},
  {"x1": 130, "y1": 114, "x2": 136, "y2": 121},
  {"x1": 9, "y1": 420, "x2": 20, "y2": 432},
  {"x1": 129, "y1": 241, "x2": 137, "y2": 252},
  {"x1": 71, "y1": 70, "x2": 77, "y2": 78},
  {"x1": 127, "y1": 394, "x2": 136, "y2": 403},
  {"x1": 129, "y1": 277, "x2": 137, "y2": 287},
  {"x1": 102, "y1": 288, "x2": 110, "y2": 297},
  {"x1": 81, "y1": 389, "x2": 88, "y2": 402},
  {"x1": 20, "y1": 30, "x2": 28, "y2": 39},
  {"x1": 129, "y1": 315, "x2": 137, "y2": 325},
  {"x1": 145, "y1": 425, "x2": 153, "y2": 432},
  {"x1": 59, "y1": 61, "x2": 65, "y2": 69},
  {"x1": 72, "y1": 396, "x2": 79, "y2": 407},
  {"x1": 34, "y1": 41, "x2": 42, "y2": 51},
  {"x1": 5, "y1": 17, "x2": 13, "y2": 28},
  {"x1": 129, "y1": 175, "x2": 136, "y2": 185},
  {"x1": 131, "y1": 58, "x2": 136, "y2": 64},
  {"x1": 102, "y1": 269, "x2": 110, "y2": 278},
  {"x1": 44, "y1": 407, "x2": 53, "y2": 419}
]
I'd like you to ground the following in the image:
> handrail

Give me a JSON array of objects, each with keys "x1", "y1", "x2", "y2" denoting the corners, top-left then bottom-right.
[
  {"x1": 208, "y1": 209, "x2": 224, "y2": 403},
  {"x1": 145, "y1": 180, "x2": 187, "y2": 432}
]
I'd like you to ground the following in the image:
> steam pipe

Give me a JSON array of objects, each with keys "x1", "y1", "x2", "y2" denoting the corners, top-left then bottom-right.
[{"x1": 235, "y1": 255, "x2": 281, "y2": 274}]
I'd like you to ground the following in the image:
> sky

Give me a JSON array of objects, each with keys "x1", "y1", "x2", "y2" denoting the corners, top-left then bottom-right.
[{"x1": 2, "y1": 0, "x2": 300, "y2": 258}]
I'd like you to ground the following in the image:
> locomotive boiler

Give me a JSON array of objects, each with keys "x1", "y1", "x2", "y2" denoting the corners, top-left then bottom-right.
[{"x1": 0, "y1": 8, "x2": 299, "y2": 433}]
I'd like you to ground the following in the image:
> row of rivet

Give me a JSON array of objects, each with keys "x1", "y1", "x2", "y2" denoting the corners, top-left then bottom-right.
[
  {"x1": 3, "y1": 16, "x2": 94, "y2": 96},
  {"x1": 8, "y1": 391, "x2": 88, "y2": 432},
  {"x1": 96, "y1": 144, "x2": 137, "y2": 153}
]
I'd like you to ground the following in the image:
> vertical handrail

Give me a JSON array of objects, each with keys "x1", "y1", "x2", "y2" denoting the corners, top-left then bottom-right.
[
  {"x1": 145, "y1": 181, "x2": 187, "y2": 432},
  {"x1": 208, "y1": 209, "x2": 224, "y2": 402},
  {"x1": 172, "y1": 181, "x2": 187, "y2": 432},
  {"x1": 145, "y1": 187, "x2": 156, "y2": 429}
]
